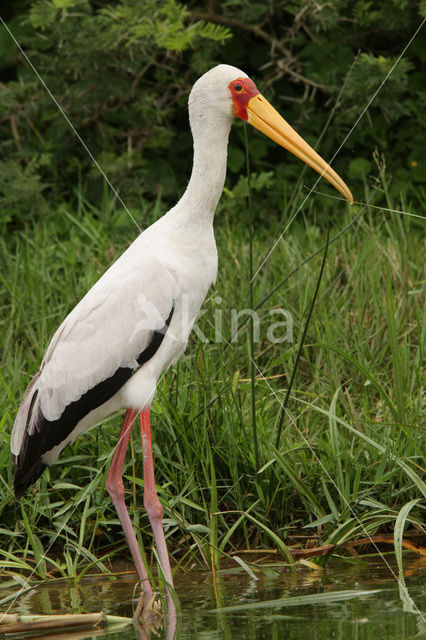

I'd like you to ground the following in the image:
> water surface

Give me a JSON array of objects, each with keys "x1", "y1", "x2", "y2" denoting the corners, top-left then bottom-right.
[{"x1": 1, "y1": 553, "x2": 425, "y2": 639}]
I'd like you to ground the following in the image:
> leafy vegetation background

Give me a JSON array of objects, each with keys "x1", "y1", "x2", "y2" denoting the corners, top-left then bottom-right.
[
  {"x1": 1, "y1": 0, "x2": 425, "y2": 224},
  {"x1": 0, "y1": 0, "x2": 425, "y2": 579}
]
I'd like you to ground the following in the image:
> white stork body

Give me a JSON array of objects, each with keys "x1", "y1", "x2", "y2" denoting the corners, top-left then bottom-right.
[
  {"x1": 11, "y1": 66, "x2": 231, "y2": 477},
  {"x1": 12, "y1": 205, "x2": 219, "y2": 466},
  {"x1": 12, "y1": 63, "x2": 353, "y2": 603}
]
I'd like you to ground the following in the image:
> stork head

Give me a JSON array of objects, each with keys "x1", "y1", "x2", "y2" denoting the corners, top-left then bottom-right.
[{"x1": 190, "y1": 64, "x2": 353, "y2": 204}]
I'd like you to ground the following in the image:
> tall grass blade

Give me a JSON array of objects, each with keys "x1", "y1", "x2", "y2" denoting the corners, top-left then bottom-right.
[
  {"x1": 394, "y1": 498, "x2": 424, "y2": 614},
  {"x1": 243, "y1": 512, "x2": 293, "y2": 564},
  {"x1": 244, "y1": 125, "x2": 259, "y2": 470},
  {"x1": 208, "y1": 442, "x2": 219, "y2": 570},
  {"x1": 20, "y1": 503, "x2": 47, "y2": 580},
  {"x1": 274, "y1": 227, "x2": 330, "y2": 449},
  {"x1": 315, "y1": 343, "x2": 397, "y2": 420},
  {"x1": 385, "y1": 266, "x2": 405, "y2": 423},
  {"x1": 232, "y1": 555, "x2": 259, "y2": 580},
  {"x1": 211, "y1": 589, "x2": 381, "y2": 613},
  {"x1": 293, "y1": 397, "x2": 426, "y2": 497}
]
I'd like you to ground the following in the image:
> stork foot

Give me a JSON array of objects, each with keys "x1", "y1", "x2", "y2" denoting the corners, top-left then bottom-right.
[
  {"x1": 133, "y1": 591, "x2": 161, "y2": 621},
  {"x1": 133, "y1": 589, "x2": 177, "y2": 640}
]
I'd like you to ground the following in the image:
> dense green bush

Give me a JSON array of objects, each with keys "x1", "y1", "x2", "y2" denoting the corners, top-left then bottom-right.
[{"x1": 0, "y1": 0, "x2": 425, "y2": 226}]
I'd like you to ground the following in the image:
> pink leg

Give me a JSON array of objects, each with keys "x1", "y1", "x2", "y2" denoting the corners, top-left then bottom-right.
[
  {"x1": 139, "y1": 408, "x2": 174, "y2": 601},
  {"x1": 106, "y1": 408, "x2": 153, "y2": 597}
]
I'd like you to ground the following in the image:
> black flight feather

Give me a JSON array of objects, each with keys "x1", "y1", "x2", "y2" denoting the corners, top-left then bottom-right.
[{"x1": 13, "y1": 305, "x2": 174, "y2": 499}]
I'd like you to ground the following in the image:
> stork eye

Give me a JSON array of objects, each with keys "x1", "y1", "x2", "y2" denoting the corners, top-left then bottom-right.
[{"x1": 233, "y1": 83, "x2": 243, "y2": 92}]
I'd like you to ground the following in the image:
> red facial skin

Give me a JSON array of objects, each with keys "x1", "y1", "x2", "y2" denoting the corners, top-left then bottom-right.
[{"x1": 228, "y1": 77, "x2": 260, "y2": 121}]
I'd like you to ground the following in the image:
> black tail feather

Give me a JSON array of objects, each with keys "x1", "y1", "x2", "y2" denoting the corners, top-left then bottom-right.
[{"x1": 14, "y1": 460, "x2": 46, "y2": 499}]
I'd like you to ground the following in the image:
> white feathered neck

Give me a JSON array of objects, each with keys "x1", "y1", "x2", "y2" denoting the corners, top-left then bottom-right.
[{"x1": 168, "y1": 64, "x2": 247, "y2": 227}]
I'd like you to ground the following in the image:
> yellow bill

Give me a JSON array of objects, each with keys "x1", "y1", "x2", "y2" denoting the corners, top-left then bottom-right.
[{"x1": 247, "y1": 94, "x2": 353, "y2": 204}]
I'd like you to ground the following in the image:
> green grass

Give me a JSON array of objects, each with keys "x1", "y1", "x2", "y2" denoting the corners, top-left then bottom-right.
[{"x1": 0, "y1": 176, "x2": 424, "y2": 584}]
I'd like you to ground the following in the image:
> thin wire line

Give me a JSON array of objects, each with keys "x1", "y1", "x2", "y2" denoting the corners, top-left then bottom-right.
[
  {"x1": 0, "y1": 16, "x2": 183, "y2": 616},
  {"x1": 252, "y1": 366, "x2": 425, "y2": 621},
  {"x1": 0, "y1": 15, "x2": 185, "y2": 329},
  {"x1": 274, "y1": 51, "x2": 359, "y2": 232},
  {"x1": 196, "y1": 301, "x2": 424, "y2": 619},
  {"x1": 310, "y1": 190, "x2": 426, "y2": 221},
  {"x1": 252, "y1": 17, "x2": 426, "y2": 282},
  {"x1": 274, "y1": 226, "x2": 329, "y2": 450},
  {"x1": 0, "y1": 17, "x2": 143, "y2": 235}
]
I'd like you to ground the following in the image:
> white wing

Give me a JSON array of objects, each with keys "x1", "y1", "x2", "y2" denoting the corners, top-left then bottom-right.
[
  {"x1": 39, "y1": 266, "x2": 176, "y2": 421},
  {"x1": 12, "y1": 239, "x2": 177, "y2": 455}
]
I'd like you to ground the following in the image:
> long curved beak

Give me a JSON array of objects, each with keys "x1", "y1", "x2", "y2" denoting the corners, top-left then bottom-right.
[{"x1": 247, "y1": 94, "x2": 353, "y2": 204}]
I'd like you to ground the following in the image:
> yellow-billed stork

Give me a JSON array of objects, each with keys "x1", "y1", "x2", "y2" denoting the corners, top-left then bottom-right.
[{"x1": 11, "y1": 64, "x2": 353, "y2": 602}]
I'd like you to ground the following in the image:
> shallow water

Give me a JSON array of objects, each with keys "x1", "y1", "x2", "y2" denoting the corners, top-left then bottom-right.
[{"x1": 1, "y1": 553, "x2": 425, "y2": 639}]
